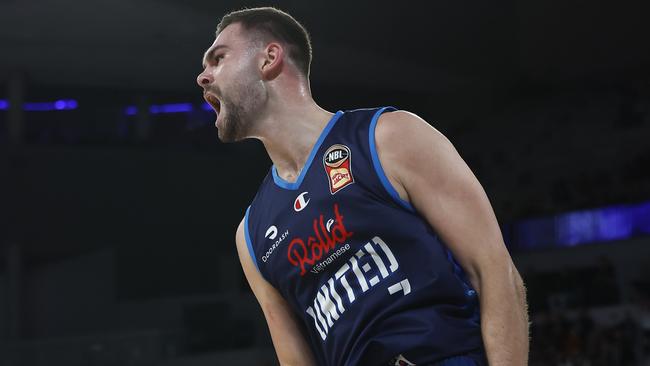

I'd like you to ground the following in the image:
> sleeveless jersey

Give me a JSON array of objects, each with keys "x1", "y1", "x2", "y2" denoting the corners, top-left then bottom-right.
[{"x1": 244, "y1": 107, "x2": 485, "y2": 366}]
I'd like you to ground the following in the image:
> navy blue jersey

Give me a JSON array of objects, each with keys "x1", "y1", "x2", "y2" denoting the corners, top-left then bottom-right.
[{"x1": 245, "y1": 107, "x2": 485, "y2": 366}]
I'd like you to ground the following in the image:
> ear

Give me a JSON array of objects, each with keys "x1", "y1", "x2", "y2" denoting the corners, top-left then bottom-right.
[{"x1": 260, "y1": 42, "x2": 284, "y2": 80}]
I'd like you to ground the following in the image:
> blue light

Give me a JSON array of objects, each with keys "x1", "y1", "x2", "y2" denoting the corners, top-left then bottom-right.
[
  {"x1": 54, "y1": 100, "x2": 66, "y2": 110},
  {"x1": 150, "y1": 103, "x2": 194, "y2": 114},
  {"x1": 556, "y1": 210, "x2": 599, "y2": 246},
  {"x1": 202, "y1": 102, "x2": 213, "y2": 111},
  {"x1": 0, "y1": 99, "x2": 78, "y2": 111},
  {"x1": 66, "y1": 100, "x2": 78, "y2": 109},
  {"x1": 23, "y1": 103, "x2": 42, "y2": 111},
  {"x1": 512, "y1": 200, "x2": 650, "y2": 251},
  {"x1": 124, "y1": 102, "x2": 206, "y2": 116},
  {"x1": 24, "y1": 102, "x2": 54, "y2": 111},
  {"x1": 125, "y1": 106, "x2": 138, "y2": 115},
  {"x1": 597, "y1": 205, "x2": 633, "y2": 241},
  {"x1": 23, "y1": 100, "x2": 78, "y2": 111}
]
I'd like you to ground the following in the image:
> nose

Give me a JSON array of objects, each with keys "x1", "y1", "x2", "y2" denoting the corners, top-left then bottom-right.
[{"x1": 196, "y1": 70, "x2": 213, "y2": 88}]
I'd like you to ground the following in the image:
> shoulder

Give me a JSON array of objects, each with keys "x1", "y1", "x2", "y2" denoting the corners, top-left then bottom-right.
[
  {"x1": 375, "y1": 110, "x2": 449, "y2": 147},
  {"x1": 235, "y1": 216, "x2": 249, "y2": 258},
  {"x1": 374, "y1": 110, "x2": 456, "y2": 178},
  {"x1": 370, "y1": 110, "x2": 455, "y2": 204}
]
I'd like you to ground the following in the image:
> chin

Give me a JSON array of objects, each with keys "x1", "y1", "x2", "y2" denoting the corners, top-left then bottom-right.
[
  {"x1": 217, "y1": 126, "x2": 240, "y2": 143},
  {"x1": 218, "y1": 114, "x2": 250, "y2": 143},
  {"x1": 217, "y1": 131, "x2": 234, "y2": 143}
]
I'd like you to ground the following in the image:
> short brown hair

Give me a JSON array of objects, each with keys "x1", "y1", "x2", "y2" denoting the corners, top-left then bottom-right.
[{"x1": 217, "y1": 7, "x2": 313, "y2": 78}]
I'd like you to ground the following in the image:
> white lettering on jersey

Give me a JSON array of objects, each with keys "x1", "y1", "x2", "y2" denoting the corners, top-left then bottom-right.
[
  {"x1": 305, "y1": 236, "x2": 408, "y2": 340},
  {"x1": 261, "y1": 229, "x2": 290, "y2": 263}
]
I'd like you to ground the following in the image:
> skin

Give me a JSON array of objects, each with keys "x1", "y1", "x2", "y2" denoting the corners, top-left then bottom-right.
[
  {"x1": 197, "y1": 22, "x2": 529, "y2": 366},
  {"x1": 197, "y1": 23, "x2": 333, "y2": 182},
  {"x1": 374, "y1": 112, "x2": 530, "y2": 365}
]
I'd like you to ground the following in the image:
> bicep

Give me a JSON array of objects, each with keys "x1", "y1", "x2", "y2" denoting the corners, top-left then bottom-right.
[
  {"x1": 375, "y1": 112, "x2": 515, "y2": 290},
  {"x1": 235, "y1": 219, "x2": 317, "y2": 366}
]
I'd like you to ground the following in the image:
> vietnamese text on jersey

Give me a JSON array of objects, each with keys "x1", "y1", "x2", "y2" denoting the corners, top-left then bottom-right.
[{"x1": 244, "y1": 107, "x2": 485, "y2": 366}]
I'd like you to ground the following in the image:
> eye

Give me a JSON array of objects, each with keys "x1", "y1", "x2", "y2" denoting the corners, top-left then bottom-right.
[{"x1": 214, "y1": 54, "x2": 224, "y2": 64}]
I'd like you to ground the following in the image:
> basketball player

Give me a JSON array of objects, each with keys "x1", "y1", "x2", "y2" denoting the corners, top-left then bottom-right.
[{"x1": 197, "y1": 7, "x2": 528, "y2": 366}]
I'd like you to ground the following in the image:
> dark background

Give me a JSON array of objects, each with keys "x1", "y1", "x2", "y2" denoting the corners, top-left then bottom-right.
[{"x1": 1, "y1": 0, "x2": 649, "y2": 365}]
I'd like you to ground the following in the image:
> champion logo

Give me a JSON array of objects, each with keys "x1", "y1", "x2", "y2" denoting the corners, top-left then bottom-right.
[
  {"x1": 265, "y1": 225, "x2": 278, "y2": 240},
  {"x1": 392, "y1": 354, "x2": 416, "y2": 366},
  {"x1": 294, "y1": 192, "x2": 310, "y2": 212}
]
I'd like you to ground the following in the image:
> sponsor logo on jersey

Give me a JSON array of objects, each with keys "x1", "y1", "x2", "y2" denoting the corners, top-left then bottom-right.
[
  {"x1": 262, "y1": 226, "x2": 289, "y2": 263},
  {"x1": 265, "y1": 225, "x2": 278, "y2": 240},
  {"x1": 294, "y1": 191, "x2": 310, "y2": 212},
  {"x1": 287, "y1": 203, "x2": 354, "y2": 276},
  {"x1": 323, "y1": 144, "x2": 355, "y2": 194},
  {"x1": 390, "y1": 354, "x2": 416, "y2": 366}
]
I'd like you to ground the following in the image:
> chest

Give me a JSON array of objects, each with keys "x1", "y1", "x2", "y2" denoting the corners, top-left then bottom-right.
[{"x1": 255, "y1": 172, "x2": 379, "y2": 277}]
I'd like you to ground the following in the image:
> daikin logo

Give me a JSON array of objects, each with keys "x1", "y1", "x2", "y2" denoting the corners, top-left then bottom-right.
[{"x1": 294, "y1": 191, "x2": 310, "y2": 212}]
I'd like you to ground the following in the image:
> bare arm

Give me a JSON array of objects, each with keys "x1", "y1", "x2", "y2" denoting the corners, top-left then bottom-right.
[
  {"x1": 375, "y1": 111, "x2": 529, "y2": 365},
  {"x1": 235, "y1": 219, "x2": 318, "y2": 366}
]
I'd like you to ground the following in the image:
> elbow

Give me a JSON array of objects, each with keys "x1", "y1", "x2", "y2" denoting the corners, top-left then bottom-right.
[
  {"x1": 514, "y1": 268, "x2": 527, "y2": 303},
  {"x1": 511, "y1": 267, "x2": 530, "y2": 331},
  {"x1": 509, "y1": 264, "x2": 527, "y2": 306},
  {"x1": 511, "y1": 265, "x2": 524, "y2": 290},
  {"x1": 478, "y1": 260, "x2": 528, "y2": 308},
  {"x1": 467, "y1": 257, "x2": 525, "y2": 296}
]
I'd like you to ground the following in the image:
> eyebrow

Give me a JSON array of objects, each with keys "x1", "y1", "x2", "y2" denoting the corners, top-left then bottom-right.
[{"x1": 202, "y1": 44, "x2": 229, "y2": 68}]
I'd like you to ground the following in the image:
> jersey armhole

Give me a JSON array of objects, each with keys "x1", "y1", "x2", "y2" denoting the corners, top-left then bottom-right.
[
  {"x1": 368, "y1": 106, "x2": 416, "y2": 213},
  {"x1": 244, "y1": 206, "x2": 261, "y2": 273}
]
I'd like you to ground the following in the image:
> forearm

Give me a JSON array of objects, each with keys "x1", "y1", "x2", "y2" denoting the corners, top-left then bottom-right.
[
  {"x1": 262, "y1": 304, "x2": 318, "y2": 366},
  {"x1": 276, "y1": 346, "x2": 318, "y2": 366},
  {"x1": 478, "y1": 268, "x2": 529, "y2": 365}
]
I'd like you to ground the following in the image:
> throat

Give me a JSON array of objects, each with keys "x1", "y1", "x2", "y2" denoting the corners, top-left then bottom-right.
[{"x1": 277, "y1": 166, "x2": 303, "y2": 184}]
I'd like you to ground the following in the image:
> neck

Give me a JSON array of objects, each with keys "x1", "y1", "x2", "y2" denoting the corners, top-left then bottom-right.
[{"x1": 252, "y1": 96, "x2": 334, "y2": 183}]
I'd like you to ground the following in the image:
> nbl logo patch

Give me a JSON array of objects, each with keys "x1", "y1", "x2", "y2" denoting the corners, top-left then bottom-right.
[{"x1": 323, "y1": 144, "x2": 355, "y2": 194}]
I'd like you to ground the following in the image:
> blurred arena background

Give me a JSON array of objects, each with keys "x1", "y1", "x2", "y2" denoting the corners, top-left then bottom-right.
[{"x1": 1, "y1": 0, "x2": 649, "y2": 365}]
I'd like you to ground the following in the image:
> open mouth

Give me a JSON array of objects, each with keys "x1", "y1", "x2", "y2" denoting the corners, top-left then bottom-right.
[{"x1": 204, "y1": 93, "x2": 221, "y2": 114}]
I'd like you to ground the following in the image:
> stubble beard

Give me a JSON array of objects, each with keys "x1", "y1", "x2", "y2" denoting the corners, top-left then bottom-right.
[{"x1": 217, "y1": 81, "x2": 264, "y2": 143}]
